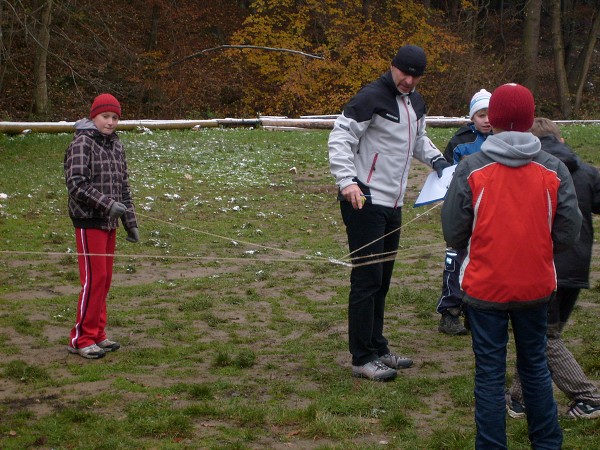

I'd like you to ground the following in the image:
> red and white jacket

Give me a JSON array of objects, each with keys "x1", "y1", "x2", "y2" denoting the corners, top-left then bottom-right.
[{"x1": 441, "y1": 131, "x2": 582, "y2": 310}]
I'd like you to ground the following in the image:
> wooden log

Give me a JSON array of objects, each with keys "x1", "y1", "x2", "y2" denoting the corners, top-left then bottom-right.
[
  {"x1": 0, "y1": 117, "x2": 597, "y2": 134},
  {"x1": 217, "y1": 118, "x2": 261, "y2": 128},
  {"x1": 0, "y1": 119, "x2": 219, "y2": 134},
  {"x1": 261, "y1": 118, "x2": 335, "y2": 129}
]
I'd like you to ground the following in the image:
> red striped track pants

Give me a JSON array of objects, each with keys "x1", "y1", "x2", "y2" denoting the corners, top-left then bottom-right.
[{"x1": 69, "y1": 228, "x2": 116, "y2": 349}]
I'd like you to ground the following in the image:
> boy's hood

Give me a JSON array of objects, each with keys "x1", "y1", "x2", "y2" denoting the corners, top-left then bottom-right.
[
  {"x1": 480, "y1": 131, "x2": 541, "y2": 167},
  {"x1": 539, "y1": 135, "x2": 580, "y2": 173},
  {"x1": 73, "y1": 118, "x2": 98, "y2": 131}
]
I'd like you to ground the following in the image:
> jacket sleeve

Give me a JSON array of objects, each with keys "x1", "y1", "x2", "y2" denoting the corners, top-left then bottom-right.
[
  {"x1": 411, "y1": 115, "x2": 445, "y2": 168},
  {"x1": 443, "y1": 138, "x2": 456, "y2": 163},
  {"x1": 119, "y1": 150, "x2": 138, "y2": 230},
  {"x1": 552, "y1": 162, "x2": 583, "y2": 251},
  {"x1": 441, "y1": 162, "x2": 474, "y2": 248},
  {"x1": 328, "y1": 112, "x2": 370, "y2": 191},
  {"x1": 590, "y1": 165, "x2": 600, "y2": 215}
]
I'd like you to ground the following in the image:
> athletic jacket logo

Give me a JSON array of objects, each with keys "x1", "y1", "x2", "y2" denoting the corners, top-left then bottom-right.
[{"x1": 385, "y1": 113, "x2": 399, "y2": 121}]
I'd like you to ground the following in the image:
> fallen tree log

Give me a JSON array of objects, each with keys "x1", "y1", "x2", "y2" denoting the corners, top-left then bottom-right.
[{"x1": 0, "y1": 117, "x2": 597, "y2": 134}]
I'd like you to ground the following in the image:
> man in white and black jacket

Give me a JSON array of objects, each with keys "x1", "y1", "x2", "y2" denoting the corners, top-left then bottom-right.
[{"x1": 328, "y1": 44, "x2": 450, "y2": 381}]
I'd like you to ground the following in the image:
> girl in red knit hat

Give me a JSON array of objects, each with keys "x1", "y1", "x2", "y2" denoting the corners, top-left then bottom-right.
[{"x1": 64, "y1": 93, "x2": 139, "y2": 359}]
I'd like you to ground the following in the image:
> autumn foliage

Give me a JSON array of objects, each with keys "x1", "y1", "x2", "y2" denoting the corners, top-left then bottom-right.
[{"x1": 0, "y1": 1, "x2": 598, "y2": 121}]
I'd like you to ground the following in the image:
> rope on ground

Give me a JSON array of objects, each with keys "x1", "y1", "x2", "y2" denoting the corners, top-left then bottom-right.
[{"x1": 0, "y1": 202, "x2": 445, "y2": 270}]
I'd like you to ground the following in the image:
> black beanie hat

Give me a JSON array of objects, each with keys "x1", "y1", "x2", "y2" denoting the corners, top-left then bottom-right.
[{"x1": 392, "y1": 45, "x2": 427, "y2": 77}]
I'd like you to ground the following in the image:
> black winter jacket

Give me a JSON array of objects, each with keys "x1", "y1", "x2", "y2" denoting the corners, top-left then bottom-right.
[{"x1": 541, "y1": 135, "x2": 600, "y2": 288}]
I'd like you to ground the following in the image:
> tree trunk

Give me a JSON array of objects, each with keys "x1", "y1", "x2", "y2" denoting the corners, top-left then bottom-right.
[
  {"x1": 522, "y1": 0, "x2": 541, "y2": 93},
  {"x1": 146, "y1": 2, "x2": 161, "y2": 52},
  {"x1": 571, "y1": 9, "x2": 600, "y2": 114},
  {"x1": 0, "y1": 1, "x2": 6, "y2": 92},
  {"x1": 550, "y1": 0, "x2": 571, "y2": 118},
  {"x1": 561, "y1": 0, "x2": 577, "y2": 66},
  {"x1": 362, "y1": 0, "x2": 372, "y2": 20},
  {"x1": 33, "y1": 0, "x2": 53, "y2": 116}
]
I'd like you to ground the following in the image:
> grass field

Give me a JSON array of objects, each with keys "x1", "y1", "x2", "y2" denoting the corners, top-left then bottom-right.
[{"x1": 1, "y1": 125, "x2": 599, "y2": 449}]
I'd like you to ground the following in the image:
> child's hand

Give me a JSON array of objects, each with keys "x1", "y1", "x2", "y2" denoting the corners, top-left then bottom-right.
[
  {"x1": 108, "y1": 201, "x2": 127, "y2": 219},
  {"x1": 126, "y1": 227, "x2": 139, "y2": 243}
]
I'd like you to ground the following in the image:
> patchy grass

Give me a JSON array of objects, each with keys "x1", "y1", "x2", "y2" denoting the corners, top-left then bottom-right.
[{"x1": 0, "y1": 125, "x2": 599, "y2": 449}]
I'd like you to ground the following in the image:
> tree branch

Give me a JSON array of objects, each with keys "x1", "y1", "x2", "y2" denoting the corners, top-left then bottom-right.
[{"x1": 152, "y1": 44, "x2": 324, "y2": 75}]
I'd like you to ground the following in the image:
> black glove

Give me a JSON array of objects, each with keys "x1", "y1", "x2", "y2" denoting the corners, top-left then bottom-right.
[
  {"x1": 126, "y1": 227, "x2": 139, "y2": 243},
  {"x1": 432, "y1": 158, "x2": 452, "y2": 178},
  {"x1": 108, "y1": 201, "x2": 127, "y2": 219}
]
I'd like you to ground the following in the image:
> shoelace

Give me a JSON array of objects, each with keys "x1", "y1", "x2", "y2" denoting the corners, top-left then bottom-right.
[
  {"x1": 372, "y1": 360, "x2": 392, "y2": 370},
  {"x1": 383, "y1": 353, "x2": 409, "y2": 362}
]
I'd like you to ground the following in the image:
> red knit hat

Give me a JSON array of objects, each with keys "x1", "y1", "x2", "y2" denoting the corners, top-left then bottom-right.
[
  {"x1": 488, "y1": 83, "x2": 535, "y2": 132},
  {"x1": 89, "y1": 93, "x2": 121, "y2": 119}
]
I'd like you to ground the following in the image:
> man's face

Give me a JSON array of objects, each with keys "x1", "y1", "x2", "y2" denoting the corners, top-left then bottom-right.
[
  {"x1": 92, "y1": 112, "x2": 119, "y2": 135},
  {"x1": 390, "y1": 65, "x2": 423, "y2": 94}
]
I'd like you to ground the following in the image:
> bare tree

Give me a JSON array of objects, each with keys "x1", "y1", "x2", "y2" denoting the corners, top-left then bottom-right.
[
  {"x1": 550, "y1": 0, "x2": 571, "y2": 117},
  {"x1": 33, "y1": 0, "x2": 52, "y2": 115},
  {"x1": 522, "y1": 0, "x2": 541, "y2": 93},
  {"x1": 550, "y1": 0, "x2": 600, "y2": 117},
  {"x1": 570, "y1": 7, "x2": 600, "y2": 114},
  {"x1": 0, "y1": 0, "x2": 9, "y2": 92}
]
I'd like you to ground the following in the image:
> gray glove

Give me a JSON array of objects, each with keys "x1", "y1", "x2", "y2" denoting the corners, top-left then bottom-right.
[
  {"x1": 108, "y1": 201, "x2": 127, "y2": 219},
  {"x1": 432, "y1": 158, "x2": 452, "y2": 178},
  {"x1": 126, "y1": 227, "x2": 139, "y2": 243}
]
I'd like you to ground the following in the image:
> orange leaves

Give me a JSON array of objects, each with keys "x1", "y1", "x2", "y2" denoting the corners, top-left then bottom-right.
[{"x1": 226, "y1": 0, "x2": 468, "y2": 116}]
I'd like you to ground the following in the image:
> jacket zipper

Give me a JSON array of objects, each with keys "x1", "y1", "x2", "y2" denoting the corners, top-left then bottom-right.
[{"x1": 367, "y1": 153, "x2": 379, "y2": 183}]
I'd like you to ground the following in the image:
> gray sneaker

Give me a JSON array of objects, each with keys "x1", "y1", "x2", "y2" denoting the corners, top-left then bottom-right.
[
  {"x1": 379, "y1": 352, "x2": 413, "y2": 369},
  {"x1": 439, "y1": 309, "x2": 468, "y2": 335},
  {"x1": 68, "y1": 344, "x2": 105, "y2": 359},
  {"x1": 97, "y1": 339, "x2": 120, "y2": 352},
  {"x1": 352, "y1": 360, "x2": 397, "y2": 381},
  {"x1": 505, "y1": 391, "x2": 526, "y2": 419},
  {"x1": 567, "y1": 401, "x2": 600, "y2": 419}
]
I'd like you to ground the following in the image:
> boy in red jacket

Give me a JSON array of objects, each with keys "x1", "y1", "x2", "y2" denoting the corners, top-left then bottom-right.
[{"x1": 442, "y1": 84, "x2": 581, "y2": 449}]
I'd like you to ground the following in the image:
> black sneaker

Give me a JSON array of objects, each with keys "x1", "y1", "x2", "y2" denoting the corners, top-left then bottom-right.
[
  {"x1": 567, "y1": 401, "x2": 600, "y2": 419},
  {"x1": 439, "y1": 309, "x2": 468, "y2": 335},
  {"x1": 505, "y1": 391, "x2": 526, "y2": 419}
]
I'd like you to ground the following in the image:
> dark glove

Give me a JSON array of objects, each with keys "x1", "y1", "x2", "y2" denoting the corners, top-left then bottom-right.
[
  {"x1": 108, "y1": 201, "x2": 127, "y2": 219},
  {"x1": 126, "y1": 227, "x2": 139, "y2": 243},
  {"x1": 432, "y1": 158, "x2": 452, "y2": 178}
]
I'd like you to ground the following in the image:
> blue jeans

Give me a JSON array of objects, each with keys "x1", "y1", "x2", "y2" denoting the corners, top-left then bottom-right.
[
  {"x1": 340, "y1": 201, "x2": 401, "y2": 366},
  {"x1": 468, "y1": 304, "x2": 562, "y2": 450}
]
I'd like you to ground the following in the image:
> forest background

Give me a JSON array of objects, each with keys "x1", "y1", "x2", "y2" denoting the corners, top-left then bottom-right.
[{"x1": 1, "y1": 0, "x2": 599, "y2": 122}]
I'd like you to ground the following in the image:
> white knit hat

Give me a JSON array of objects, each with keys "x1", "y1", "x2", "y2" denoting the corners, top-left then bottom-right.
[{"x1": 469, "y1": 89, "x2": 492, "y2": 119}]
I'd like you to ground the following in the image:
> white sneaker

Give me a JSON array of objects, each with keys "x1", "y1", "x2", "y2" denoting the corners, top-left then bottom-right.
[
  {"x1": 352, "y1": 360, "x2": 397, "y2": 381},
  {"x1": 97, "y1": 339, "x2": 120, "y2": 352},
  {"x1": 68, "y1": 344, "x2": 105, "y2": 359}
]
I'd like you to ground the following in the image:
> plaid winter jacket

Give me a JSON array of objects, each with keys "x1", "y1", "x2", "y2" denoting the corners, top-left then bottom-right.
[{"x1": 64, "y1": 119, "x2": 137, "y2": 231}]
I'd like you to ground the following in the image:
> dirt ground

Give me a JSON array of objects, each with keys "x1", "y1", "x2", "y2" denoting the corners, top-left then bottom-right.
[{"x1": 2, "y1": 168, "x2": 600, "y2": 448}]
